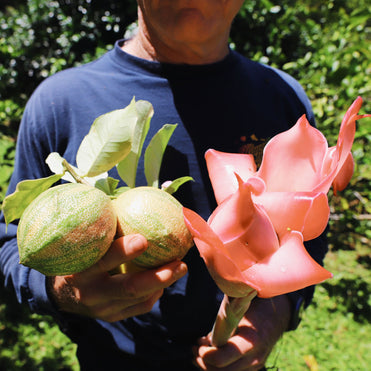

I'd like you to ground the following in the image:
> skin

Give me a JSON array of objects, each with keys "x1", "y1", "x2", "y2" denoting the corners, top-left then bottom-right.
[
  {"x1": 49, "y1": 235, "x2": 188, "y2": 322},
  {"x1": 194, "y1": 296, "x2": 291, "y2": 370},
  {"x1": 49, "y1": 1, "x2": 292, "y2": 369},
  {"x1": 123, "y1": 0, "x2": 245, "y2": 64}
]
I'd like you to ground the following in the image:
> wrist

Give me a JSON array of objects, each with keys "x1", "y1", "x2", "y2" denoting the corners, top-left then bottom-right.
[
  {"x1": 245, "y1": 295, "x2": 292, "y2": 336},
  {"x1": 262, "y1": 295, "x2": 291, "y2": 333},
  {"x1": 45, "y1": 275, "x2": 76, "y2": 313},
  {"x1": 45, "y1": 275, "x2": 60, "y2": 310}
]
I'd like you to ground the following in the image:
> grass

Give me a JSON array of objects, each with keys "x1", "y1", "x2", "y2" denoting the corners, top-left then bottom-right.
[
  {"x1": 0, "y1": 276, "x2": 78, "y2": 370},
  {"x1": 266, "y1": 246, "x2": 371, "y2": 370}
]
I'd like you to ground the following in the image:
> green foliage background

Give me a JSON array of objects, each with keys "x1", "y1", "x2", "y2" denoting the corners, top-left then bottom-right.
[{"x1": 0, "y1": 0, "x2": 370, "y2": 370}]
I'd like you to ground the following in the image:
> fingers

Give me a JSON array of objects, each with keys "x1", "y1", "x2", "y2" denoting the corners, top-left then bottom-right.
[
  {"x1": 85, "y1": 234, "x2": 148, "y2": 275},
  {"x1": 102, "y1": 260, "x2": 188, "y2": 300},
  {"x1": 72, "y1": 259, "x2": 188, "y2": 322},
  {"x1": 196, "y1": 341, "x2": 256, "y2": 371},
  {"x1": 195, "y1": 297, "x2": 290, "y2": 370},
  {"x1": 195, "y1": 327, "x2": 265, "y2": 371},
  {"x1": 87, "y1": 289, "x2": 165, "y2": 323},
  {"x1": 52, "y1": 233, "x2": 188, "y2": 322}
]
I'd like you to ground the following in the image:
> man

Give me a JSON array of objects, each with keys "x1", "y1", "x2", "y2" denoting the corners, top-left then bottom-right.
[{"x1": 0, "y1": 1, "x2": 327, "y2": 370}]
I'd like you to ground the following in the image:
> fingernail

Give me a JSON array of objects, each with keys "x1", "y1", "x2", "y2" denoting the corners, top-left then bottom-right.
[
  {"x1": 174, "y1": 262, "x2": 188, "y2": 279},
  {"x1": 128, "y1": 235, "x2": 147, "y2": 251}
]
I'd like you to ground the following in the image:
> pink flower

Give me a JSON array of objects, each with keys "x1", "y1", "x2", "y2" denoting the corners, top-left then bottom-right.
[
  {"x1": 183, "y1": 178, "x2": 332, "y2": 298},
  {"x1": 205, "y1": 97, "x2": 370, "y2": 241},
  {"x1": 183, "y1": 97, "x2": 370, "y2": 299},
  {"x1": 205, "y1": 149, "x2": 330, "y2": 241}
]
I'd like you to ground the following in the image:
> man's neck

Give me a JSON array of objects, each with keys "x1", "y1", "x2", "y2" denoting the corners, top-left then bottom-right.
[{"x1": 121, "y1": 15, "x2": 230, "y2": 65}]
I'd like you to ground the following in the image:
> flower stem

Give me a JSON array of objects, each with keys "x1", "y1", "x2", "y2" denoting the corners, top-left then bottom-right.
[
  {"x1": 62, "y1": 159, "x2": 89, "y2": 185},
  {"x1": 211, "y1": 289, "x2": 257, "y2": 347}
]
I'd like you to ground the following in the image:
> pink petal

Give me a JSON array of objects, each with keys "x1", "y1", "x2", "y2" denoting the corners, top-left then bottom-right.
[
  {"x1": 254, "y1": 191, "x2": 330, "y2": 241},
  {"x1": 243, "y1": 231, "x2": 333, "y2": 298},
  {"x1": 336, "y1": 97, "x2": 359, "y2": 160},
  {"x1": 313, "y1": 147, "x2": 339, "y2": 194},
  {"x1": 183, "y1": 207, "x2": 259, "y2": 297},
  {"x1": 313, "y1": 97, "x2": 370, "y2": 193},
  {"x1": 257, "y1": 115, "x2": 328, "y2": 192},
  {"x1": 208, "y1": 175, "x2": 278, "y2": 263},
  {"x1": 332, "y1": 152, "x2": 354, "y2": 195},
  {"x1": 205, "y1": 149, "x2": 257, "y2": 204},
  {"x1": 183, "y1": 207, "x2": 230, "y2": 257},
  {"x1": 337, "y1": 97, "x2": 371, "y2": 160},
  {"x1": 332, "y1": 97, "x2": 371, "y2": 176}
]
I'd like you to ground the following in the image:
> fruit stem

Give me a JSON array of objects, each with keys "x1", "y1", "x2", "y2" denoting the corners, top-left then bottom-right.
[{"x1": 62, "y1": 160, "x2": 90, "y2": 185}]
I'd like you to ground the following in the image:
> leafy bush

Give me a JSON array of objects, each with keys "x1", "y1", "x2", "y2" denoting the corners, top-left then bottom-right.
[
  {"x1": 0, "y1": 275, "x2": 78, "y2": 370},
  {"x1": 0, "y1": 0, "x2": 137, "y2": 134},
  {"x1": 1, "y1": 0, "x2": 370, "y2": 369},
  {"x1": 0, "y1": 0, "x2": 137, "y2": 198}
]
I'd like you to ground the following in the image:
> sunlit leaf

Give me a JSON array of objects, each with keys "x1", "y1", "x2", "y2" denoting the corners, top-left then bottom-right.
[
  {"x1": 94, "y1": 177, "x2": 120, "y2": 196},
  {"x1": 144, "y1": 124, "x2": 177, "y2": 188},
  {"x1": 46, "y1": 152, "x2": 65, "y2": 174},
  {"x1": 2, "y1": 174, "x2": 63, "y2": 225},
  {"x1": 304, "y1": 354, "x2": 319, "y2": 371},
  {"x1": 162, "y1": 176, "x2": 194, "y2": 194},
  {"x1": 117, "y1": 100, "x2": 154, "y2": 187},
  {"x1": 46, "y1": 152, "x2": 107, "y2": 185},
  {"x1": 76, "y1": 98, "x2": 138, "y2": 177},
  {"x1": 46, "y1": 152, "x2": 77, "y2": 183},
  {"x1": 113, "y1": 186, "x2": 131, "y2": 197}
]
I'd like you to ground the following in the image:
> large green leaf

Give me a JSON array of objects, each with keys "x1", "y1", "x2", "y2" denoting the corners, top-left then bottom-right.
[
  {"x1": 2, "y1": 174, "x2": 63, "y2": 226},
  {"x1": 144, "y1": 124, "x2": 177, "y2": 188},
  {"x1": 116, "y1": 100, "x2": 154, "y2": 187},
  {"x1": 76, "y1": 98, "x2": 138, "y2": 177}
]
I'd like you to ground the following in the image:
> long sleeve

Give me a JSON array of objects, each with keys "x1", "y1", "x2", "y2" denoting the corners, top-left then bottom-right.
[{"x1": 0, "y1": 90, "x2": 58, "y2": 315}]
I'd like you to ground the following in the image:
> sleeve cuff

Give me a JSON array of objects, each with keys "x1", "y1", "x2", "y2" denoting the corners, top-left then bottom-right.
[
  {"x1": 286, "y1": 284, "x2": 315, "y2": 331},
  {"x1": 26, "y1": 268, "x2": 59, "y2": 316},
  {"x1": 286, "y1": 291, "x2": 305, "y2": 331}
]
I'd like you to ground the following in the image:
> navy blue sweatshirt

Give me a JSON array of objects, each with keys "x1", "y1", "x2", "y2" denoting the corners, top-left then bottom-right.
[{"x1": 0, "y1": 40, "x2": 327, "y2": 369}]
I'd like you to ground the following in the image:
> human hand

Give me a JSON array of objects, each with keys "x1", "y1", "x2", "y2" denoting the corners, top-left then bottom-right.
[
  {"x1": 47, "y1": 234, "x2": 188, "y2": 322},
  {"x1": 194, "y1": 295, "x2": 291, "y2": 370}
]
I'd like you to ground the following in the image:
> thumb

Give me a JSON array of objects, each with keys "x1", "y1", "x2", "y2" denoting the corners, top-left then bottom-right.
[{"x1": 86, "y1": 234, "x2": 148, "y2": 275}]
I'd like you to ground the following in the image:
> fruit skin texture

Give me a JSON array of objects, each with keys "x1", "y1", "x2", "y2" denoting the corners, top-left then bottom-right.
[
  {"x1": 113, "y1": 186, "x2": 194, "y2": 269},
  {"x1": 17, "y1": 183, "x2": 117, "y2": 276}
]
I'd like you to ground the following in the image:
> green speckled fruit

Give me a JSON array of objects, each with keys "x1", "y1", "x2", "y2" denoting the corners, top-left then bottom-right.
[
  {"x1": 17, "y1": 183, "x2": 117, "y2": 276},
  {"x1": 113, "y1": 186, "x2": 193, "y2": 270}
]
